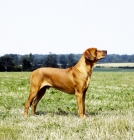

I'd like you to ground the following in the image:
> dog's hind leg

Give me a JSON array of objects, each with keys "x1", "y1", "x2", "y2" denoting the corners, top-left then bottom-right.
[
  {"x1": 24, "y1": 87, "x2": 39, "y2": 118},
  {"x1": 32, "y1": 86, "x2": 47, "y2": 115}
]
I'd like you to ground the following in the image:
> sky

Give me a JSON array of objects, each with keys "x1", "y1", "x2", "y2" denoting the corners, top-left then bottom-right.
[{"x1": 0, "y1": 0, "x2": 134, "y2": 55}]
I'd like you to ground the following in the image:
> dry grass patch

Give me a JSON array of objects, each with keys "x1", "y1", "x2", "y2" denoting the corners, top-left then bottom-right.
[{"x1": 96, "y1": 63, "x2": 134, "y2": 68}]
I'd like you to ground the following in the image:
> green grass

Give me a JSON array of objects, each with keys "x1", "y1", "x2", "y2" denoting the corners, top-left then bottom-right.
[{"x1": 0, "y1": 72, "x2": 134, "y2": 140}]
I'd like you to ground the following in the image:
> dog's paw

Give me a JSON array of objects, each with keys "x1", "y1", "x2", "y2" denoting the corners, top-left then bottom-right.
[{"x1": 80, "y1": 114, "x2": 86, "y2": 119}]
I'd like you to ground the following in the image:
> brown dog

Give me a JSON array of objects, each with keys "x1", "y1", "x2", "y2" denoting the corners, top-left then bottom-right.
[{"x1": 24, "y1": 48, "x2": 107, "y2": 119}]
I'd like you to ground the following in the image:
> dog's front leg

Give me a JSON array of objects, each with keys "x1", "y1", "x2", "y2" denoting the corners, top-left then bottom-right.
[{"x1": 75, "y1": 92, "x2": 86, "y2": 119}]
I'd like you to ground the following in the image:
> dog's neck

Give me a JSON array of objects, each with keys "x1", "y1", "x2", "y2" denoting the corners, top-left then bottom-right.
[{"x1": 74, "y1": 55, "x2": 96, "y2": 76}]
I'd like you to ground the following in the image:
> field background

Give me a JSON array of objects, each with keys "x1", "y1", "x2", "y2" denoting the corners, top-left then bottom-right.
[
  {"x1": 0, "y1": 71, "x2": 134, "y2": 140},
  {"x1": 95, "y1": 63, "x2": 134, "y2": 72}
]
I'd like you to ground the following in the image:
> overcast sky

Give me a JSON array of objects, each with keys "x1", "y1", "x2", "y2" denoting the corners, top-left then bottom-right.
[{"x1": 0, "y1": 0, "x2": 134, "y2": 55}]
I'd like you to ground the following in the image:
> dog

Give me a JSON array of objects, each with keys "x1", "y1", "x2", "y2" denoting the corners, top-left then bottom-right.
[{"x1": 24, "y1": 48, "x2": 107, "y2": 119}]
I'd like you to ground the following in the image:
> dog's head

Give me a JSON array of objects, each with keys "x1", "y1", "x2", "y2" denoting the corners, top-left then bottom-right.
[{"x1": 84, "y1": 48, "x2": 107, "y2": 62}]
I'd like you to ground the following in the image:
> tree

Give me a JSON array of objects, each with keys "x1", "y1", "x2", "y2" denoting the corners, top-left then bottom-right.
[
  {"x1": 21, "y1": 53, "x2": 35, "y2": 71},
  {"x1": 43, "y1": 53, "x2": 58, "y2": 68},
  {"x1": 59, "y1": 55, "x2": 68, "y2": 68},
  {"x1": 0, "y1": 55, "x2": 15, "y2": 71},
  {"x1": 121, "y1": 55, "x2": 128, "y2": 62},
  {"x1": 32, "y1": 54, "x2": 46, "y2": 69},
  {"x1": 67, "y1": 53, "x2": 77, "y2": 67},
  {"x1": 9, "y1": 54, "x2": 20, "y2": 65},
  {"x1": 21, "y1": 55, "x2": 32, "y2": 71},
  {"x1": 29, "y1": 53, "x2": 34, "y2": 66},
  {"x1": 128, "y1": 55, "x2": 134, "y2": 62}
]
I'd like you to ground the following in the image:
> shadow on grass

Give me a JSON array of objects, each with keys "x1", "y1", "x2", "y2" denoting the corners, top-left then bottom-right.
[
  {"x1": 35, "y1": 110, "x2": 99, "y2": 117},
  {"x1": 36, "y1": 111, "x2": 76, "y2": 117}
]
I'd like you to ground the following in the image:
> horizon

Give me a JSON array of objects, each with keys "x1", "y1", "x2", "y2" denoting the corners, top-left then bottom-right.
[{"x1": 0, "y1": 52, "x2": 134, "y2": 56}]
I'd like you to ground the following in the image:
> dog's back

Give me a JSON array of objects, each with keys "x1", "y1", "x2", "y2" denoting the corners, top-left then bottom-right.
[{"x1": 30, "y1": 67, "x2": 75, "y2": 94}]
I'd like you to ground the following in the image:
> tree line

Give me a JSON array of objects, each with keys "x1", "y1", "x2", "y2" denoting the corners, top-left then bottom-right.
[{"x1": 0, "y1": 53, "x2": 134, "y2": 72}]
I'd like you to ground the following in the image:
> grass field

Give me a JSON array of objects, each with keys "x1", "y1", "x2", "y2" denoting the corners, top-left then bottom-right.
[{"x1": 0, "y1": 71, "x2": 134, "y2": 140}]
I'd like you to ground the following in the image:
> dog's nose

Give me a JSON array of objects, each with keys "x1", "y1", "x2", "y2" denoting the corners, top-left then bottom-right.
[{"x1": 104, "y1": 50, "x2": 107, "y2": 54}]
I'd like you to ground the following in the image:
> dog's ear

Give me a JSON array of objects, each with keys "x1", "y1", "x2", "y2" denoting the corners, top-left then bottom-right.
[{"x1": 84, "y1": 49, "x2": 95, "y2": 61}]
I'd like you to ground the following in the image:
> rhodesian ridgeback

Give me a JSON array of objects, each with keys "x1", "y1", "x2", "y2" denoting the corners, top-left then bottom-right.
[{"x1": 24, "y1": 48, "x2": 107, "y2": 119}]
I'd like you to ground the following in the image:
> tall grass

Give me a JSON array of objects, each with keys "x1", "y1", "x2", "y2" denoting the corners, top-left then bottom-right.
[{"x1": 0, "y1": 72, "x2": 134, "y2": 140}]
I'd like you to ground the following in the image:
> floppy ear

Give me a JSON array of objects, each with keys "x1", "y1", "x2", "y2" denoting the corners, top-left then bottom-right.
[{"x1": 84, "y1": 50, "x2": 95, "y2": 61}]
